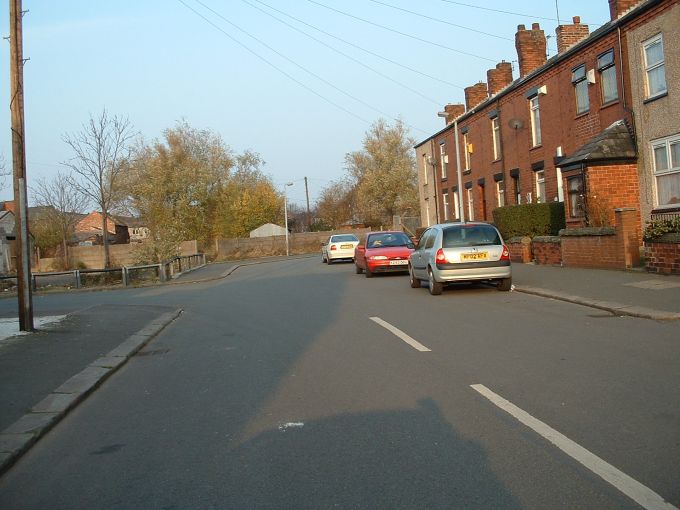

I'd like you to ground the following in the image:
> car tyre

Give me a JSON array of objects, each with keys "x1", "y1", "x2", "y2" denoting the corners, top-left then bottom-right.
[
  {"x1": 428, "y1": 268, "x2": 443, "y2": 295},
  {"x1": 321, "y1": 253, "x2": 326, "y2": 263},
  {"x1": 327, "y1": 257, "x2": 333, "y2": 265},
  {"x1": 365, "y1": 267, "x2": 374, "y2": 278},
  {"x1": 409, "y1": 265, "x2": 420, "y2": 288},
  {"x1": 498, "y1": 277, "x2": 512, "y2": 291},
  {"x1": 355, "y1": 264, "x2": 363, "y2": 274}
]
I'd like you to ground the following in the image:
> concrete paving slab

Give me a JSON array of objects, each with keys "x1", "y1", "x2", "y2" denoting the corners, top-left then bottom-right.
[
  {"x1": 31, "y1": 393, "x2": 81, "y2": 414},
  {"x1": 90, "y1": 356, "x2": 127, "y2": 370},
  {"x1": 53, "y1": 366, "x2": 112, "y2": 395}
]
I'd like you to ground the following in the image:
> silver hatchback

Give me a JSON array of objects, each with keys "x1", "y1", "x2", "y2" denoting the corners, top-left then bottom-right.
[{"x1": 408, "y1": 222, "x2": 512, "y2": 295}]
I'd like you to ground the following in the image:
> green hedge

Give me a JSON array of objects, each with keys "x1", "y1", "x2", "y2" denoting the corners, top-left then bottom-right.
[{"x1": 492, "y1": 202, "x2": 566, "y2": 239}]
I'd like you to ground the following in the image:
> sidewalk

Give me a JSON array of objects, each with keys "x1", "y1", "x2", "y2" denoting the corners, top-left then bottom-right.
[{"x1": 511, "y1": 263, "x2": 680, "y2": 320}]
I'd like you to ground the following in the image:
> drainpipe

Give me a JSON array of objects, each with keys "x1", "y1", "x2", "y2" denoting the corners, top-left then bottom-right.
[{"x1": 617, "y1": 26, "x2": 637, "y2": 147}]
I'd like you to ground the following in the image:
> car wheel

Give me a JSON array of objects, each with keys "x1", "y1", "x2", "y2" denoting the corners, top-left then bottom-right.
[
  {"x1": 409, "y1": 265, "x2": 420, "y2": 288},
  {"x1": 498, "y1": 277, "x2": 512, "y2": 291},
  {"x1": 355, "y1": 264, "x2": 363, "y2": 274},
  {"x1": 427, "y1": 268, "x2": 443, "y2": 295},
  {"x1": 365, "y1": 267, "x2": 374, "y2": 278},
  {"x1": 321, "y1": 253, "x2": 326, "y2": 263},
  {"x1": 327, "y1": 257, "x2": 333, "y2": 265}
]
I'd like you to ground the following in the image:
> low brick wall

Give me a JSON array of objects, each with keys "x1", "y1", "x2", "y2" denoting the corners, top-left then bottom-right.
[
  {"x1": 506, "y1": 236, "x2": 532, "y2": 263},
  {"x1": 532, "y1": 236, "x2": 561, "y2": 265},
  {"x1": 645, "y1": 234, "x2": 680, "y2": 275}
]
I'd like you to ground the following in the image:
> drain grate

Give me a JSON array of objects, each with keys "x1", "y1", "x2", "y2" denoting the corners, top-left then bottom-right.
[{"x1": 136, "y1": 348, "x2": 170, "y2": 356}]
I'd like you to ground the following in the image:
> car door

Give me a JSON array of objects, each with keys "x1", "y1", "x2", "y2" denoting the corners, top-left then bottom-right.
[{"x1": 411, "y1": 229, "x2": 432, "y2": 277}]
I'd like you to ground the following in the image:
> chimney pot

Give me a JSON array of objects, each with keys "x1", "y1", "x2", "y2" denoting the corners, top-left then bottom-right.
[
  {"x1": 573, "y1": 16, "x2": 581, "y2": 24},
  {"x1": 532, "y1": 23, "x2": 541, "y2": 30}
]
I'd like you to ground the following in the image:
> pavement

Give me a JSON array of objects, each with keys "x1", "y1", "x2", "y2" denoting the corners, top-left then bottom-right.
[{"x1": 0, "y1": 255, "x2": 678, "y2": 476}]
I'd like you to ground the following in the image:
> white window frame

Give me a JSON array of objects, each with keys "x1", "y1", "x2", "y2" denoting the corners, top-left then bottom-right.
[
  {"x1": 491, "y1": 117, "x2": 501, "y2": 160},
  {"x1": 443, "y1": 192, "x2": 450, "y2": 221},
  {"x1": 463, "y1": 133, "x2": 471, "y2": 170},
  {"x1": 651, "y1": 134, "x2": 680, "y2": 208},
  {"x1": 422, "y1": 154, "x2": 428, "y2": 185},
  {"x1": 643, "y1": 34, "x2": 667, "y2": 99},
  {"x1": 453, "y1": 190, "x2": 460, "y2": 220},
  {"x1": 439, "y1": 142, "x2": 447, "y2": 179},
  {"x1": 556, "y1": 167, "x2": 564, "y2": 202},
  {"x1": 496, "y1": 180, "x2": 505, "y2": 207},
  {"x1": 535, "y1": 170, "x2": 546, "y2": 203},
  {"x1": 466, "y1": 188, "x2": 474, "y2": 221},
  {"x1": 529, "y1": 96, "x2": 541, "y2": 147}
]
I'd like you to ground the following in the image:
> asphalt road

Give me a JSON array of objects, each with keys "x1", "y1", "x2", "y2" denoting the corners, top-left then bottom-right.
[{"x1": 0, "y1": 257, "x2": 678, "y2": 509}]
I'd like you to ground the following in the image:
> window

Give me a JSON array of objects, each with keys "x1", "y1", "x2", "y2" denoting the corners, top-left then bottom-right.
[
  {"x1": 491, "y1": 117, "x2": 502, "y2": 160},
  {"x1": 572, "y1": 64, "x2": 589, "y2": 114},
  {"x1": 453, "y1": 190, "x2": 460, "y2": 220},
  {"x1": 597, "y1": 50, "x2": 618, "y2": 104},
  {"x1": 496, "y1": 180, "x2": 505, "y2": 207},
  {"x1": 535, "y1": 170, "x2": 546, "y2": 203},
  {"x1": 513, "y1": 175, "x2": 521, "y2": 204},
  {"x1": 466, "y1": 187, "x2": 474, "y2": 221},
  {"x1": 439, "y1": 142, "x2": 447, "y2": 179},
  {"x1": 529, "y1": 96, "x2": 541, "y2": 147},
  {"x1": 463, "y1": 133, "x2": 470, "y2": 170},
  {"x1": 443, "y1": 192, "x2": 450, "y2": 221},
  {"x1": 556, "y1": 168, "x2": 564, "y2": 202},
  {"x1": 651, "y1": 135, "x2": 680, "y2": 207},
  {"x1": 422, "y1": 154, "x2": 428, "y2": 185},
  {"x1": 425, "y1": 200, "x2": 430, "y2": 227},
  {"x1": 643, "y1": 34, "x2": 667, "y2": 99},
  {"x1": 568, "y1": 176, "x2": 584, "y2": 218}
]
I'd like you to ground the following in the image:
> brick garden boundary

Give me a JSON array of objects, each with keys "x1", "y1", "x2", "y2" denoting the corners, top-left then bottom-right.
[{"x1": 645, "y1": 233, "x2": 680, "y2": 275}]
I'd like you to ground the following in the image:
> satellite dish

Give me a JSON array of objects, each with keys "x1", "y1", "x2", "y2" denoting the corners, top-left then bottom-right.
[{"x1": 508, "y1": 118, "x2": 524, "y2": 130}]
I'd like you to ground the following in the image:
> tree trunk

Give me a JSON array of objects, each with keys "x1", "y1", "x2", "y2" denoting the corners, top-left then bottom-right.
[{"x1": 101, "y1": 208, "x2": 111, "y2": 268}]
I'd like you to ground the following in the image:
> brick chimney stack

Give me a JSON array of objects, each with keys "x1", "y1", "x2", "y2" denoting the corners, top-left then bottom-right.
[
  {"x1": 464, "y1": 82, "x2": 488, "y2": 110},
  {"x1": 515, "y1": 23, "x2": 547, "y2": 78},
  {"x1": 608, "y1": 0, "x2": 641, "y2": 20},
  {"x1": 442, "y1": 103, "x2": 465, "y2": 124},
  {"x1": 487, "y1": 61, "x2": 513, "y2": 96},
  {"x1": 556, "y1": 16, "x2": 590, "y2": 53}
]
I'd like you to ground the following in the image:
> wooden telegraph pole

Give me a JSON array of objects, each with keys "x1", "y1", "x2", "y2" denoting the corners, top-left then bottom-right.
[
  {"x1": 304, "y1": 176, "x2": 311, "y2": 232},
  {"x1": 9, "y1": 0, "x2": 34, "y2": 331}
]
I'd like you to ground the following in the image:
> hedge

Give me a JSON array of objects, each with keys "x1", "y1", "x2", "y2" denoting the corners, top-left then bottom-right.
[{"x1": 492, "y1": 202, "x2": 566, "y2": 239}]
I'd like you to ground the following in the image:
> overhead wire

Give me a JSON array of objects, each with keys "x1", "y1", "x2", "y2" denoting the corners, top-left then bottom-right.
[
  {"x1": 176, "y1": 0, "x2": 373, "y2": 126},
  {"x1": 193, "y1": 0, "x2": 434, "y2": 134},
  {"x1": 249, "y1": 0, "x2": 465, "y2": 89},
  {"x1": 304, "y1": 0, "x2": 497, "y2": 63}
]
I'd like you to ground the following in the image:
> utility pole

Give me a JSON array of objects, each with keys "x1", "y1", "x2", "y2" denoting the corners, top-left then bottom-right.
[
  {"x1": 9, "y1": 0, "x2": 33, "y2": 331},
  {"x1": 304, "y1": 177, "x2": 311, "y2": 232}
]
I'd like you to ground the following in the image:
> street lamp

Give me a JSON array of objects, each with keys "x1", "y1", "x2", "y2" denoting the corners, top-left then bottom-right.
[{"x1": 284, "y1": 182, "x2": 293, "y2": 256}]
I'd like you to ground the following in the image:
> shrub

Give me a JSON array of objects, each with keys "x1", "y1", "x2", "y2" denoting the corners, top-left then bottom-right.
[
  {"x1": 643, "y1": 217, "x2": 680, "y2": 241},
  {"x1": 492, "y1": 202, "x2": 566, "y2": 239}
]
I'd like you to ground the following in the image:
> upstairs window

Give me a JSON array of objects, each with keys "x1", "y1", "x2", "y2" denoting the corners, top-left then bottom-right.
[
  {"x1": 422, "y1": 154, "x2": 428, "y2": 185},
  {"x1": 439, "y1": 142, "x2": 447, "y2": 179},
  {"x1": 491, "y1": 117, "x2": 501, "y2": 160},
  {"x1": 463, "y1": 133, "x2": 471, "y2": 170},
  {"x1": 572, "y1": 64, "x2": 589, "y2": 114},
  {"x1": 529, "y1": 96, "x2": 541, "y2": 147},
  {"x1": 643, "y1": 34, "x2": 667, "y2": 99},
  {"x1": 597, "y1": 50, "x2": 618, "y2": 104}
]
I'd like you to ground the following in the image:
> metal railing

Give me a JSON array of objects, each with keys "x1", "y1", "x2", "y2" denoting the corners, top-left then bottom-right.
[
  {"x1": 650, "y1": 208, "x2": 680, "y2": 222},
  {"x1": 0, "y1": 253, "x2": 206, "y2": 291}
]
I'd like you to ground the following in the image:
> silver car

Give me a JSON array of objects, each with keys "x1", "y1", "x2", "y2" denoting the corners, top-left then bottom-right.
[{"x1": 408, "y1": 222, "x2": 512, "y2": 295}]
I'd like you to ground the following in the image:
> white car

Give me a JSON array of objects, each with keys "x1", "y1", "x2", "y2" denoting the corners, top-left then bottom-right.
[{"x1": 321, "y1": 234, "x2": 360, "y2": 264}]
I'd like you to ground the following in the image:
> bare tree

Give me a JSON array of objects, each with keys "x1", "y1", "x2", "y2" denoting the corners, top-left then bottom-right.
[
  {"x1": 0, "y1": 153, "x2": 10, "y2": 192},
  {"x1": 32, "y1": 171, "x2": 89, "y2": 267},
  {"x1": 61, "y1": 110, "x2": 136, "y2": 267}
]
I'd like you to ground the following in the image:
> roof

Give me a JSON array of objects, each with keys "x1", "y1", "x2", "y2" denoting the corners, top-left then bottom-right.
[
  {"x1": 414, "y1": 0, "x2": 662, "y2": 148},
  {"x1": 558, "y1": 120, "x2": 637, "y2": 167}
]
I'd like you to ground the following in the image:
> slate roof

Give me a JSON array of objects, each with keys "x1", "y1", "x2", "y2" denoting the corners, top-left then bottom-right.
[{"x1": 559, "y1": 120, "x2": 637, "y2": 167}]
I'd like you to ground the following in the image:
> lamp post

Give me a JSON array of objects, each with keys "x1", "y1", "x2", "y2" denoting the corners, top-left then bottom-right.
[{"x1": 284, "y1": 182, "x2": 293, "y2": 256}]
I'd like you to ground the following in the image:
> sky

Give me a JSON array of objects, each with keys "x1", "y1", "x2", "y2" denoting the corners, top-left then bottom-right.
[{"x1": 0, "y1": 0, "x2": 611, "y2": 212}]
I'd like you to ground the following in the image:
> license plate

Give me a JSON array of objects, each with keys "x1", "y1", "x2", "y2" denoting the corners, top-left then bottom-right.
[
  {"x1": 340, "y1": 244, "x2": 353, "y2": 249},
  {"x1": 389, "y1": 260, "x2": 408, "y2": 265},
  {"x1": 461, "y1": 252, "x2": 488, "y2": 261}
]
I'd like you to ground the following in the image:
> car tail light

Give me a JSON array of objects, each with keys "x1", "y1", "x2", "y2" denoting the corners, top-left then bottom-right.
[
  {"x1": 330, "y1": 244, "x2": 337, "y2": 251},
  {"x1": 501, "y1": 245, "x2": 510, "y2": 260},
  {"x1": 435, "y1": 248, "x2": 447, "y2": 263}
]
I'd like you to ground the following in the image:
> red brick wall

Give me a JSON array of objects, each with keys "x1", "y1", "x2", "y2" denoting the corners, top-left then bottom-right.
[
  {"x1": 556, "y1": 17, "x2": 590, "y2": 53},
  {"x1": 585, "y1": 164, "x2": 641, "y2": 238},
  {"x1": 645, "y1": 241, "x2": 680, "y2": 275},
  {"x1": 533, "y1": 238, "x2": 562, "y2": 265},
  {"x1": 507, "y1": 237, "x2": 532, "y2": 262}
]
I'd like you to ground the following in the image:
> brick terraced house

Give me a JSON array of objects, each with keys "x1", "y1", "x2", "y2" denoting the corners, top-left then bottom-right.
[{"x1": 415, "y1": 0, "x2": 679, "y2": 241}]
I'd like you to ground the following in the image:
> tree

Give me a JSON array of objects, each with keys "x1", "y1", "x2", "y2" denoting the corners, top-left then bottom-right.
[
  {"x1": 0, "y1": 153, "x2": 9, "y2": 192},
  {"x1": 315, "y1": 179, "x2": 355, "y2": 229},
  {"x1": 344, "y1": 118, "x2": 418, "y2": 227},
  {"x1": 31, "y1": 171, "x2": 89, "y2": 267},
  {"x1": 62, "y1": 109, "x2": 136, "y2": 267}
]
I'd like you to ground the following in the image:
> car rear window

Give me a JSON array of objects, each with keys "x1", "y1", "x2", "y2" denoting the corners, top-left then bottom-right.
[
  {"x1": 442, "y1": 225, "x2": 501, "y2": 247},
  {"x1": 332, "y1": 235, "x2": 358, "y2": 243},
  {"x1": 367, "y1": 232, "x2": 413, "y2": 248}
]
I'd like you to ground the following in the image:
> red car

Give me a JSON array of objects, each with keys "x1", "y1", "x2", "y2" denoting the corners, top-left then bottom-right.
[{"x1": 354, "y1": 231, "x2": 415, "y2": 278}]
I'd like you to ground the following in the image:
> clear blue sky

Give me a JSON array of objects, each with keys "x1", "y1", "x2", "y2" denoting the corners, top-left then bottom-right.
[{"x1": 0, "y1": 0, "x2": 610, "y2": 210}]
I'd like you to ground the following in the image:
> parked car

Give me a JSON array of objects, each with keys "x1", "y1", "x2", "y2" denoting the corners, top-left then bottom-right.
[
  {"x1": 408, "y1": 222, "x2": 511, "y2": 295},
  {"x1": 354, "y1": 231, "x2": 415, "y2": 278},
  {"x1": 321, "y1": 234, "x2": 360, "y2": 264}
]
